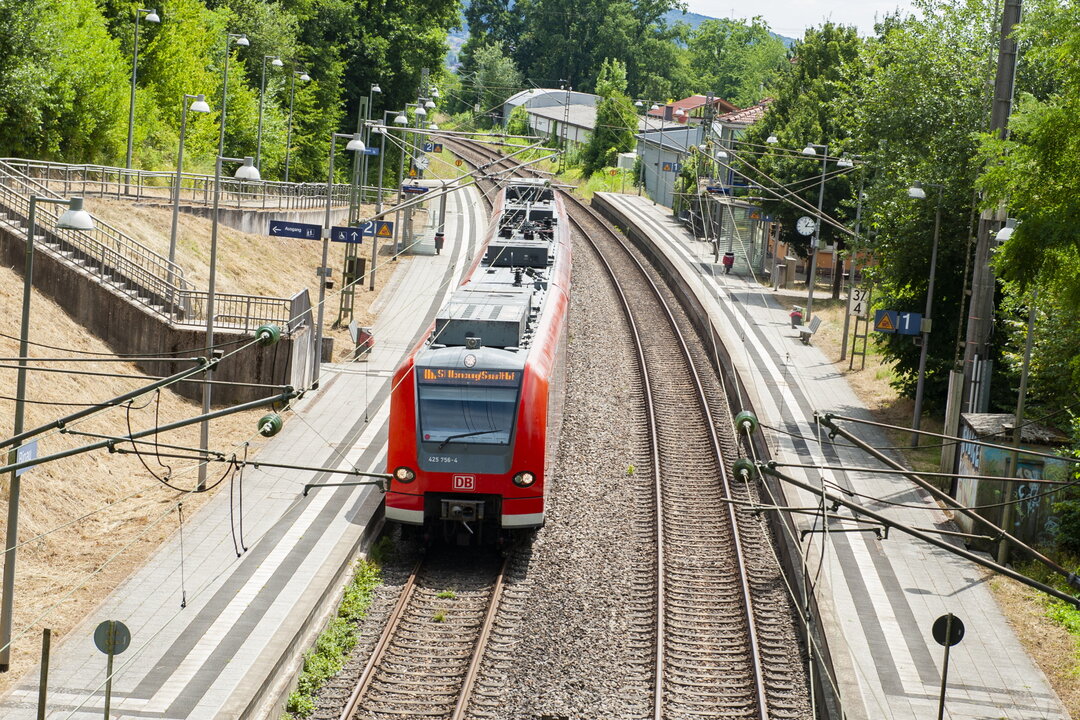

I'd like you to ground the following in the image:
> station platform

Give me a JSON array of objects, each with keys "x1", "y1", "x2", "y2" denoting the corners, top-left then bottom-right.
[
  {"x1": 0, "y1": 183, "x2": 487, "y2": 720},
  {"x1": 592, "y1": 191, "x2": 1068, "y2": 720}
]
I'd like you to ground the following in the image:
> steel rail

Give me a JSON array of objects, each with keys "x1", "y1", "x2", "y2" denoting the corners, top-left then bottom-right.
[
  {"x1": 450, "y1": 555, "x2": 511, "y2": 720},
  {"x1": 337, "y1": 557, "x2": 422, "y2": 720},
  {"x1": 441, "y1": 135, "x2": 770, "y2": 717}
]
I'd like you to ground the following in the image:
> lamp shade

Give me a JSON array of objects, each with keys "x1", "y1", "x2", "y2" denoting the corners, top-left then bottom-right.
[
  {"x1": 431, "y1": 87, "x2": 440, "y2": 98},
  {"x1": 415, "y1": 106, "x2": 428, "y2": 117},
  {"x1": 424, "y1": 99, "x2": 435, "y2": 109},
  {"x1": 650, "y1": 104, "x2": 659, "y2": 111},
  {"x1": 271, "y1": 56, "x2": 283, "y2": 67},
  {"x1": 635, "y1": 100, "x2": 643, "y2": 107},
  {"x1": 56, "y1": 197, "x2": 95, "y2": 231},
  {"x1": 144, "y1": 9, "x2": 160, "y2": 23},
  {"x1": 428, "y1": 123, "x2": 439, "y2": 130},
  {"x1": 837, "y1": 156, "x2": 854, "y2": 168},
  {"x1": 235, "y1": 35, "x2": 249, "y2": 46},
  {"x1": 234, "y1": 157, "x2": 261, "y2": 180},
  {"x1": 346, "y1": 133, "x2": 365, "y2": 151},
  {"x1": 907, "y1": 182, "x2": 926, "y2": 199},
  {"x1": 372, "y1": 83, "x2": 382, "y2": 93},
  {"x1": 190, "y1": 94, "x2": 211, "y2": 113},
  {"x1": 801, "y1": 144, "x2": 817, "y2": 156},
  {"x1": 996, "y1": 218, "x2": 1017, "y2": 242},
  {"x1": 394, "y1": 113, "x2": 408, "y2": 125},
  {"x1": 299, "y1": 72, "x2": 311, "y2": 82},
  {"x1": 766, "y1": 135, "x2": 779, "y2": 144},
  {"x1": 715, "y1": 150, "x2": 729, "y2": 160}
]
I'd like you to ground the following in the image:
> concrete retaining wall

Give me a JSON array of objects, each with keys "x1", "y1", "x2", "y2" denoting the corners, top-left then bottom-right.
[
  {"x1": 139, "y1": 202, "x2": 352, "y2": 236},
  {"x1": 0, "y1": 223, "x2": 307, "y2": 405}
]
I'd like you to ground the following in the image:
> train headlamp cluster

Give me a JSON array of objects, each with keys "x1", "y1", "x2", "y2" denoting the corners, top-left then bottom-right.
[
  {"x1": 512, "y1": 471, "x2": 536, "y2": 487},
  {"x1": 394, "y1": 466, "x2": 416, "y2": 483}
]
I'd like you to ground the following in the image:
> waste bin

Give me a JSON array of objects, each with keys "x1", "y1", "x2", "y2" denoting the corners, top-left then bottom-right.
[
  {"x1": 790, "y1": 306, "x2": 804, "y2": 328},
  {"x1": 773, "y1": 264, "x2": 786, "y2": 290},
  {"x1": 434, "y1": 232, "x2": 445, "y2": 255}
]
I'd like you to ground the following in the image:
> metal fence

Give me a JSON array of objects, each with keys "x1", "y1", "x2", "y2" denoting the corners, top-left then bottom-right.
[
  {"x1": 0, "y1": 160, "x2": 296, "y2": 332},
  {"x1": 0, "y1": 158, "x2": 358, "y2": 211}
]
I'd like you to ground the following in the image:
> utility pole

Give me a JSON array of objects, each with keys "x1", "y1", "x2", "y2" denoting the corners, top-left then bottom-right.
[{"x1": 961, "y1": 0, "x2": 1021, "y2": 413}]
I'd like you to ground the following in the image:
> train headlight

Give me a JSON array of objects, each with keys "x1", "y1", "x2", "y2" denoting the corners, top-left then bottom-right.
[
  {"x1": 394, "y1": 466, "x2": 416, "y2": 483},
  {"x1": 512, "y1": 471, "x2": 536, "y2": 487}
]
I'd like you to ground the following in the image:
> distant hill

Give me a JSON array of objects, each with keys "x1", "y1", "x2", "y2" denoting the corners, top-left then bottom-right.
[
  {"x1": 663, "y1": 8, "x2": 797, "y2": 47},
  {"x1": 446, "y1": 5, "x2": 796, "y2": 67}
]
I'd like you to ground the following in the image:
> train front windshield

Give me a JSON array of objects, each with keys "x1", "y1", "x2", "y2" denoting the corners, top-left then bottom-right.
[{"x1": 417, "y1": 380, "x2": 520, "y2": 446}]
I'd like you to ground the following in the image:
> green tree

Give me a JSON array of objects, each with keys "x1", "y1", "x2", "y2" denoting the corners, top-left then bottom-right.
[
  {"x1": 686, "y1": 17, "x2": 787, "y2": 106},
  {"x1": 581, "y1": 58, "x2": 635, "y2": 176},
  {"x1": 473, "y1": 40, "x2": 524, "y2": 123}
]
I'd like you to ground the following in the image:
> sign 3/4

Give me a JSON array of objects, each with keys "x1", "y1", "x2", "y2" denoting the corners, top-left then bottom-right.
[
  {"x1": 330, "y1": 220, "x2": 394, "y2": 243},
  {"x1": 848, "y1": 287, "x2": 870, "y2": 318}
]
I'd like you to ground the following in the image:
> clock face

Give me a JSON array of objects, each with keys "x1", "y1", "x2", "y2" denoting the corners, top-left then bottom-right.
[{"x1": 796, "y1": 216, "x2": 816, "y2": 236}]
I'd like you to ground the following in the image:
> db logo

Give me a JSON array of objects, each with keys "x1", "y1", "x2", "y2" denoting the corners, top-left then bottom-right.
[{"x1": 452, "y1": 475, "x2": 476, "y2": 491}]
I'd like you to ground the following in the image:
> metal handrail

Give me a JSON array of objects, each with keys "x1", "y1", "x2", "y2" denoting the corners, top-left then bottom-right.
[
  {"x1": 0, "y1": 161, "x2": 299, "y2": 331},
  {"x1": 0, "y1": 157, "x2": 358, "y2": 211}
]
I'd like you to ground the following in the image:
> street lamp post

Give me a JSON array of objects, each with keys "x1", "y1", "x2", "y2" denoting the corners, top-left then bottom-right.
[
  {"x1": 125, "y1": 8, "x2": 160, "y2": 178},
  {"x1": 393, "y1": 108, "x2": 414, "y2": 255},
  {"x1": 197, "y1": 156, "x2": 260, "y2": 490},
  {"x1": 908, "y1": 180, "x2": 944, "y2": 446},
  {"x1": 359, "y1": 83, "x2": 381, "y2": 204},
  {"x1": 0, "y1": 196, "x2": 95, "y2": 672},
  {"x1": 169, "y1": 94, "x2": 211, "y2": 293},
  {"x1": 313, "y1": 132, "x2": 365, "y2": 387},
  {"x1": 218, "y1": 32, "x2": 250, "y2": 157},
  {"x1": 283, "y1": 67, "x2": 310, "y2": 183},
  {"x1": 801, "y1": 143, "x2": 830, "y2": 323},
  {"x1": 256, "y1": 54, "x2": 283, "y2": 170}
]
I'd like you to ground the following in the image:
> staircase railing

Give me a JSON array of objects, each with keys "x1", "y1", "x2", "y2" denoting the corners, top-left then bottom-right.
[
  {"x1": 1, "y1": 158, "x2": 357, "y2": 211},
  {"x1": 0, "y1": 160, "x2": 296, "y2": 332}
]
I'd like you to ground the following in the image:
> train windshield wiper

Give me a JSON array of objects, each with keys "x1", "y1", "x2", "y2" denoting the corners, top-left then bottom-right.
[{"x1": 438, "y1": 429, "x2": 500, "y2": 449}]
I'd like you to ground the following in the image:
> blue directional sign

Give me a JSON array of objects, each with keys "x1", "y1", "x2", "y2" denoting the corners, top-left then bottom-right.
[
  {"x1": 15, "y1": 440, "x2": 37, "y2": 477},
  {"x1": 331, "y1": 226, "x2": 364, "y2": 244},
  {"x1": 401, "y1": 184, "x2": 430, "y2": 194},
  {"x1": 874, "y1": 309, "x2": 923, "y2": 336},
  {"x1": 422, "y1": 142, "x2": 444, "y2": 153},
  {"x1": 362, "y1": 146, "x2": 379, "y2": 156},
  {"x1": 330, "y1": 220, "x2": 394, "y2": 243},
  {"x1": 269, "y1": 220, "x2": 321, "y2": 240}
]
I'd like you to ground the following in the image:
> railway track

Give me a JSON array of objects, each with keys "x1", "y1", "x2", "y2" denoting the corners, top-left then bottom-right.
[
  {"x1": 337, "y1": 549, "x2": 509, "y2": 720},
  {"x1": 441, "y1": 136, "x2": 805, "y2": 718}
]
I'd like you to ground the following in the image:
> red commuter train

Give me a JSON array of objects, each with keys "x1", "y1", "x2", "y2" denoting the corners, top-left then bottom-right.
[{"x1": 385, "y1": 179, "x2": 571, "y2": 542}]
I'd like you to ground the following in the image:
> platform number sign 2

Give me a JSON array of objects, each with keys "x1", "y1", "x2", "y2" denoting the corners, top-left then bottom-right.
[{"x1": 848, "y1": 287, "x2": 870, "y2": 318}]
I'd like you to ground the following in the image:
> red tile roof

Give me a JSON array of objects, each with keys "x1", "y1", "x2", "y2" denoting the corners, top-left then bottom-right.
[
  {"x1": 647, "y1": 94, "x2": 739, "y2": 118},
  {"x1": 715, "y1": 99, "x2": 773, "y2": 125}
]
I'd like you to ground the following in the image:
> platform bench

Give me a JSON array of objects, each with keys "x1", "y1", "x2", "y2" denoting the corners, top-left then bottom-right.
[{"x1": 799, "y1": 316, "x2": 822, "y2": 345}]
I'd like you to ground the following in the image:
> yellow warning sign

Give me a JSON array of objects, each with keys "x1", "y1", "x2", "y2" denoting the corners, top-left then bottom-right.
[
  {"x1": 409, "y1": 168, "x2": 417, "y2": 177},
  {"x1": 376, "y1": 223, "x2": 393, "y2": 238},
  {"x1": 610, "y1": 169, "x2": 617, "y2": 176},
  {"x1": 875, "y1": 312, "x2": 895, "y2": 331},
  {"x1": 455, "y1": 159, "x2": 463, "y2": 167}
]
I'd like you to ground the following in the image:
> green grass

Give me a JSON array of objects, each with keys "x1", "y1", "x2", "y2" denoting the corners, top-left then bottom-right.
[
  {"x1": 432, "y1": 609, "x2": 447, "y2": 623},
  {"x1": 436, "y1": 589, "x2": 457, "y2": 599},
  {"x1": 1017, "y1": 558, "x2": 1080, "y2": 676},
  {"x1": 282, "y1": 558, "x2": 382, "y2": 719}
]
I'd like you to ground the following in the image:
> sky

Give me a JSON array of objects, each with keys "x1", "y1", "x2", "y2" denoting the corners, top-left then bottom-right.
[{"x1": 685, "y1": 0, "x2": 918, "y2": 38}]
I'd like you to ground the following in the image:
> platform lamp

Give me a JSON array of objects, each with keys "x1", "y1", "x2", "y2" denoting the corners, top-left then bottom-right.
[
  {"x1": 800, "y1": 142, "x2": 830, "y2": 324},
  {"x1": 256, "y1": 55, "x2": 284, "y2": 169},
  {"x1": 907, "y1": 180, "x2": 944, "y2": 447},
  {"x1": 359, "y1": 83, "x2": 382, "y2": 203},
  {"x1": 283, "y1": 67, "x2": 310, "y2": 182},
  {"x1": 0, "y1": 196, "x2": 95, "y2": 671},
  {"x1": 125, "y1": 7, "x2": 161, "y2": 181},
  {"x1": 218, "y1": 32, "x2": 250, "y2": 156},
  {"x1": 197, "y1": 157, "x2": 260, "y2": 490},
  {"x1": 169, "y1": 94, "x2": 211, "y2": 292},
  {"x1": 312, "y1": 133, "x2": 365, "y2": 388}
]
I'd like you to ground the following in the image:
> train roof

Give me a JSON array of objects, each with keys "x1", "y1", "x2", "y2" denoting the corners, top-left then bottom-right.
[{"x1": 427, "y1": 181, "x2": 565, "y2": 356}]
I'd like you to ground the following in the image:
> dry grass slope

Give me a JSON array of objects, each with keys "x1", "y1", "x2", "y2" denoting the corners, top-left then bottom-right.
[{"x1": 0, "y1": 197, "x2": 394, "y2": 694}]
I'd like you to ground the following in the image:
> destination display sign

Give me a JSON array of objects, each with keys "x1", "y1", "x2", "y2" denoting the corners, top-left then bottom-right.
[{"x1": 418, "y1": 368, "x2": 522, "y2": 387}]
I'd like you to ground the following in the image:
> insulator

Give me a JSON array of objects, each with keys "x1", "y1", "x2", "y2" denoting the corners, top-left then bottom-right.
[
  {"x1": 734, "y1": 410, "x2": 759, "y2": 435},
  {"x1": 258, "y1": 413, "x2": 283, "y2": 437},
  {"x1": 256, "y1": 324, "x2": 282, "y2": 347},
  {"x1": 732, "y1": 457, "x2": 756, "y2": 481}
]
